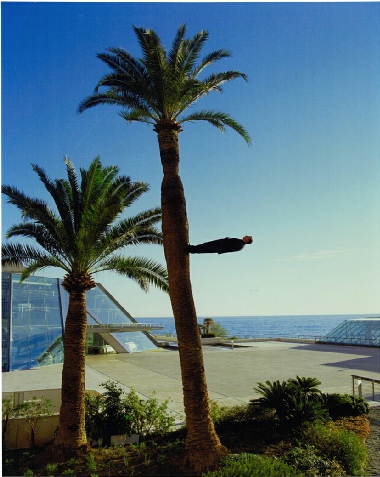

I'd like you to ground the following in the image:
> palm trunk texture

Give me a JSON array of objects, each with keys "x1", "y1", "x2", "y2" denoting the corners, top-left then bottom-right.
[
  {"x1": 53, "y1": 288, "x2": 89, "y2": 456},
  {"x1": 155, "y1": 122, "x2": 229, "y2": 472}
]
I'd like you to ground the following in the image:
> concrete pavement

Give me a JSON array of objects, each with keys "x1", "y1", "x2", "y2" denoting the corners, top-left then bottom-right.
[{"x1": 3, "y1": 341, "x2": 380, "y2": 421}]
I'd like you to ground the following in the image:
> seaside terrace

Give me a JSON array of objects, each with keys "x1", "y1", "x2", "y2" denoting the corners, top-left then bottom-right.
[{"x1": 2, "y1": 270, "x2": 380, "y2": 449}]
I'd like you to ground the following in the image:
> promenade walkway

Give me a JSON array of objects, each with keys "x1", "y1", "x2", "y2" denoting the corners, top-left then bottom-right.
[{"x1": 3, "y1": 341, "x2": 379, "y2": 420}]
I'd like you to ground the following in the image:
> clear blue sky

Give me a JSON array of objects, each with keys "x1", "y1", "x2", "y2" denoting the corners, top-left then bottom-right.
[{"x1": 2, "y1": 2, "x2": 379, "y2": 317}]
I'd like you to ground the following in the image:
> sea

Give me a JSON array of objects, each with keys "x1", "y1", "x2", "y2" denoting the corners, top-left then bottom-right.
[{"x1": 138, "y1": 314, "x2": 379, "y2": 340}]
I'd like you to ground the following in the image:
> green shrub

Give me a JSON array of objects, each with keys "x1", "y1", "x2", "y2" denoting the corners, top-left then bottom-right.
[
  {"x1": 320, "y1": 393, "x2": 369, "y2": 420},
  {"x1": 302, "y1": 421, "x2": 368, "y2": 476},
  {"x1": 210, "y1": 401, "x2": 266, "y2": 424},
  {"x1": 284, "y1": 444, "x2": 344, "y2": 476},
  {"x1": 85, "y1": 393, "x2": 104, "y2": 441},
  {"x1": 288, "y1": 376, "x2": 322, "y2": 395},
  {"x1": 209, "y1": 322, "x2": 228, "y2": 338},
  {"x1": 251, "y1": 377, "x2": 369, "y2": 429},
  {"x1": 251, "y1": 380, "x2": 293, "y2": 422},
  {"x1": 209, "y1": 400, "x2": 226, "y2": 423},
  {"x1": 202, "y1": 453, "x2": 300, "y2": 477},
  {"x1": 251, "y1": 377, "x2": 327, "y2": 428},
  {"x1": 123, "y1": 388, "x2": 175, "y2": 437},
  {"x1": 85, "y1": 381, "x2": 132, "y2": 445},
  {"x1": 85, "y1": 382, "x2": 176, "y2": 444}
]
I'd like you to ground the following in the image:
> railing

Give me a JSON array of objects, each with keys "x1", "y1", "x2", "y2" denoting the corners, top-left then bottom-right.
[
  {"x1": 87, "y1": 323, "x2": 164, "y2": 330},
  {"x1": 352, "y1": 375, "x2": 380, "y2": 402}
]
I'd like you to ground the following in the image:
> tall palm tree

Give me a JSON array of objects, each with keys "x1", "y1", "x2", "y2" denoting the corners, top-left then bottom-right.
[
  {"x1": 78, "y1": 25, "x2": 250, "y2": 472},
  {"x1": 2, "y1": 157, "x2": 168, "y2": 457}
]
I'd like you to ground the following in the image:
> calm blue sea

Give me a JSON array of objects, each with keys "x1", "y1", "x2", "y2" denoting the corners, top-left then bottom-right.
[{"x1": 138, "y1": 314, "x2": 379, "y2": 340}]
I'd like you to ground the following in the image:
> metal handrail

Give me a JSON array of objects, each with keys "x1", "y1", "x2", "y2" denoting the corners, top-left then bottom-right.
[
  {"x1": 87, "y1": 323, "x2": 163, "y2": 329},
  {"x1": 352, "y1": 374, "x2": 380, "y2": 401}
]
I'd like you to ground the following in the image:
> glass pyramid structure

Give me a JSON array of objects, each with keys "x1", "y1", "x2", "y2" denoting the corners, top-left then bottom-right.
[
  {"x1": 318, "y1": 318, "x2": 380, "y2": 347},
  {"x1": 2, "y1": 273, "x2": 163, "y2": 372}
]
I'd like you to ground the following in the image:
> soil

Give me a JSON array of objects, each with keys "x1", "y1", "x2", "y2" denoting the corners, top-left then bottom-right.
[
  {"x1": 366, "y1": 406, "x2": 380, "y2": 476},
  {"x1": 3, "y1": 408, "x2": 379, "y2": 476}
]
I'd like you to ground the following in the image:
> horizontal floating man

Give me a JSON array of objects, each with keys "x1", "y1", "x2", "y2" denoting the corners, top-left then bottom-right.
[{"x1": 188, "y1": 235, "x2": 253, "y2": 255}]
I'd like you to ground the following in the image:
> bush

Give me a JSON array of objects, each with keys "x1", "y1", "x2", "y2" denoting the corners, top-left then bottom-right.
[
  {"x1": 284, "y1": 444, "x2": 344, "y2": 476},
  {"x1": 202, "y1": 453, "x2": 300, "y2": 477},
  {"x1": 85, "y1": 392, "x2": 105, "y2": 442},
  {"x1": 85, "y1": 381, "x2": 134, "y2": 445},
  {"x1": 250, "y1": 377, "x2": 327, "y2": 428},
  {"x1": 320, "y1": 393, "x2": 369, "y2": 420},
  {"x1": 251, "y1": 377, "x2": 369, "y2": 429},
  {"x1": 123, "y1": 388, "x2": 175, "y2": 437},
  {"x1": 85, "y1": 381, "x2": 176, "y2": 445},
  {"x1": 209, "y1": 322, "x2": 228, "y2": 338},
  {"x1": 301, "y1": 420, "x2": 368, "y2": 476},
  {"x1": 334, "y1": 415, "x2": 371, "y2": 440},
  {"x1": 210, "y1": 401, "x2": 269, "y2": 424}
]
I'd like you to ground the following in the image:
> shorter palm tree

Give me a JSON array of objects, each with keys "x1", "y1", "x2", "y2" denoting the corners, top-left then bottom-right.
[
  {"x1": 2, "y1": 157, "x2": 168, "y2": 457},
  {"x1": 203, "y1": 318, "x2": 215, "y2": 335}
]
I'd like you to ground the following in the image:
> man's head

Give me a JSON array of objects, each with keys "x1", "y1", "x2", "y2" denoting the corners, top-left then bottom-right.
[{"x1": 243, "y1": 235, "x2": 253, "y2": 244}]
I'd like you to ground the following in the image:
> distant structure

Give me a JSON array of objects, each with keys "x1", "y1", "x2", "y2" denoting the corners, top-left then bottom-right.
[
  {"x1": 2, "y1": 272, "x2": 163, "y2": 372},
  {"x1": 318, "y1": 318, "x2": 380, "y2": 347}
]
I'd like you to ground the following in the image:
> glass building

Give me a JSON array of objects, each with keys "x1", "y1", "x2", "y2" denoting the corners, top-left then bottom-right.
[
  {"x1": 318, "y1": 318, "x2": 380, "y2": 347},
  {"x1": 2, "y1": 272, "x2": 163, "y2": 372}
]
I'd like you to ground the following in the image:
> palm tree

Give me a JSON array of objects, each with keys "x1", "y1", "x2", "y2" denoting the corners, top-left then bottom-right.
[
  {"x1": 203, "y1": 318, "x2": 215, "y2": 335},
  {"x1": 78, "y1": 25, "x2": 250, "y2": 472},
  {"x1": 1, "y1": 157, "x2": 168, "y2": 457}
]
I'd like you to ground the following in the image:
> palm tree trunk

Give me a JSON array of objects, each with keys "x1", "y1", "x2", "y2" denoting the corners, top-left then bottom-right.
[
  {"x1": 155, "y1": 122, "x2": 229, "y2": 472},
  {"x1": 53, "y1": 288, "x2": 89, "y2": 456}
]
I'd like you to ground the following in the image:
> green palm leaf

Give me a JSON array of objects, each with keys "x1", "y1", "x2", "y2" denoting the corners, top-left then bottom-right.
[
  {"x1": 95, "y1": 255, "x2": 168, "y2": 292},
  {"x1": 79, "y1": 25, "x2": 251, "y2": 143},
  {"x1": 2, "y1": 157, "x2": 168, "y2": 292},
  {"x1": 180, "y1": 110, "x2": 251, "y2": 144}
]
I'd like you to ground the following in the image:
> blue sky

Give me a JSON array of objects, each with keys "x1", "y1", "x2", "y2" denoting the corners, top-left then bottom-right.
[{"x1": 2, "y1": 2, "x2": 379, "y2": 317}]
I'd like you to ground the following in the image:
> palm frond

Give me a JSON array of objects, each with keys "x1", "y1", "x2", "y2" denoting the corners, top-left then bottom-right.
[
  {"x1": 94, "y1": 255, "x2": 168, "y2": 292},
  {"x1": 119, "y1": 109, "x2": 157, "y2": 124},
  {"x1": 19, "y1": 257, "x2": 68, "y2": 281},
  {"x1": 90, "y1": 209, "x2": 163, "y2": 265},
  {"x1": 2, "y1": 184, "x2": 72, "y2": 250},
  {"x1": 78, "y1": 92, "x2": 130, "y2": 113},
  {"x1": 168, "y1": 24, "x2": 187, "y2": 68},
  {"x1": 1, "y1": 243, "x2": 66, "y2": 272},
  {"x1": 133, "y1": 26, "x2": 169, "y2": 114},
  {"x1": 180, "y1": 29, "x2": 209, "y2": 75},
  {"x1": 97, "y1": 48, "x2": 146, "y2": 78},
  {"x1": 79, "y1": 25, "x2": 249, "y2": 143},
  {"x1": 192, "y1": 49, "x2": 231, "y2": 77},
  {"x1": 180, "y1": 110, "x2": 251, "y2": 144},
  {"x1": 64, "y1": 156, "x2": 83, "y2": 230},
  {"x1": 202, "y1": 70, "x2": 248, "y2": 91},
  {"x1": 5, "y1": 223, "x2": 71, "y2": 265},
  {"x1": 118, "y1": 181, "x2": 149, "y2": 208}
]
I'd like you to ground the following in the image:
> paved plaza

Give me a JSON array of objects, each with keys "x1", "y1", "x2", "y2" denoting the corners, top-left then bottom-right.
[{"x1": 3, "y1": 340, "x2": 379, "y2": 420}]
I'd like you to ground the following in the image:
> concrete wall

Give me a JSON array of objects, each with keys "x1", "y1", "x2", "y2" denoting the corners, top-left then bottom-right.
[
  {"x1": 3, "y1": 389, "x2": 62, "y2": 413},
  {"x1": 2, "y1": 389, "x2": 101, "y2": 450},
  {"x1": 3, "y1": 414, "x2": 60, "y2": 450}
]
